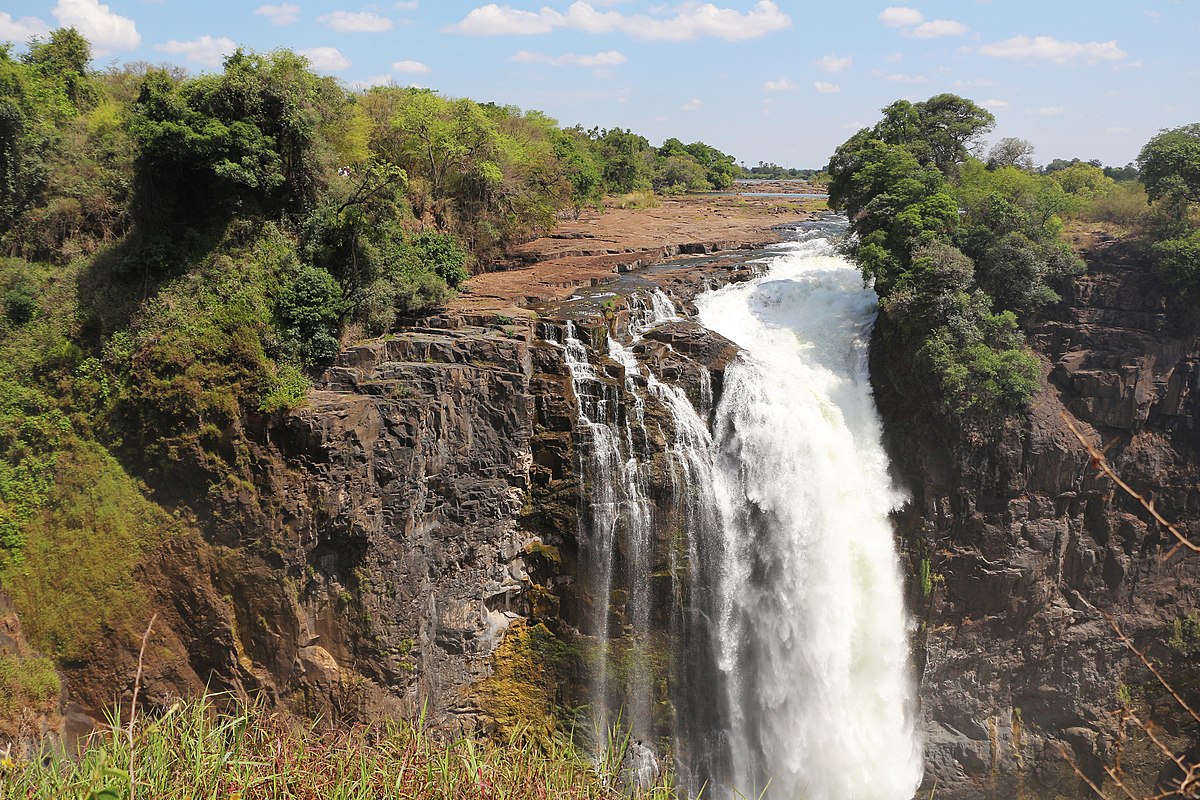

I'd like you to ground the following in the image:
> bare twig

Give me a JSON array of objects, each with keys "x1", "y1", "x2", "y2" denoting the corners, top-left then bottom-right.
[
  {"x1": 1060, "y1": 412, "x2": 1200, "y2": 558},
  {"x1": 1105, "y1": 614, "x2": 1200, "y2": 728},
  {"x1": 128, "y1": 613, "x2": 157, "y2": 800},
  {"x1": 1060, "y1": 742, "x2": 1116, "y2": 800}
]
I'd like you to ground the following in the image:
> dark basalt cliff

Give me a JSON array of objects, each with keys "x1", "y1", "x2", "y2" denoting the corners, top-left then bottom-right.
[
  {"x1": 27, "y1": 275, "x2": 741, "y2": 749},
  {"x1": 876, "y1": 239, "x2": 1200, "y2": 799}
]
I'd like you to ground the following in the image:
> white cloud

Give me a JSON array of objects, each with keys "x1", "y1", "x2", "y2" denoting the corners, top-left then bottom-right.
[
  {"x1": 255, "y1": 3, "x2": 300, "y2": 25},
  {"x1": 512, "y1": 50, "x2": 626, "y2": 66},
  {"x1": 763, "y1": 78, "x2": 799, "y2": 91},
  {"x1": 350, "y1": 74, "x2": 394, "y2": 90},
  {"x1": 981, "y1": 98, "x2": 1008, "y2": 109},
  {"x1": 154, "y1": 34, "x2": 237, "y2": 66},
  {"x1": 298, "y1": 46, "x2": 350, "y2": 71},
  {"x1": 953, "y1": 77, "x2": 994, "y2": 87},
  {"x1": 980, "y1": 35, "x2": 1127, "y2": 64},
  {"x1": 318, "y1": 10, "x2": 393, "y2": 32},
  {"x1": 51, "y1": 0, "x2": 140, "y2": 55},
  {"x1": 814, "y1": 54, "x2": 851, "y2": 73},
  {"x1": 879, "y1": 6, "x2": 923, "y2": 27},
  {"x1": 1031, "y1": 105, "x2": 1064, "y2": 115},
  {"x1": 681, "y1": 98, "x2": 703, "y2": 111},
  {"x1": 911, "y1": 19, "x2": 967, "y2": 38},
  {"x1": 873, "y1": 70, "x2": 928, "y2": 83},
  {"x1": 842, "y1": 121, "x2": 865, "y2": 130},
  {"x1": 392, "y1": 58, "x2": 430, "y2": 72},
  {"x1": 448, "y1": 1, "x2": 790, "y2": 42},
  {"x1": 813, "y1": 81, "x2": 841, "y2": 93},
  {"x1": 0, "y1": 12, "x2": 50, "y2": 41},
  {"x1": 394, "y1": 1, "x2": 419, "y2": 8},
  {"x1": 451, "y1": 4, "x2": 560, "y2": 34},
  {"x1": 884, "y1": 51, "x2": 903, "y2": 62}
]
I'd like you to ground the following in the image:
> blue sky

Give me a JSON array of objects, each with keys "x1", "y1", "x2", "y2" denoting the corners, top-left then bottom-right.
[{"x1": 3, "y1": 0, "x2": 1198, "y2": 168}]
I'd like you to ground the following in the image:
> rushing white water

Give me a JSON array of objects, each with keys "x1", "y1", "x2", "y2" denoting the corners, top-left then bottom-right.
[
  {"x1": 553, "y1": 221, "x2": 921, "y2": 799},
  {"x1": 696, "y1": 233, "x2": 923, "y2": 800}
]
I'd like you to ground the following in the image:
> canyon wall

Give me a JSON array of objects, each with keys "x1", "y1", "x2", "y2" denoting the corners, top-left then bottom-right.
[{"x1": 876, "y1": 238, "x2": 1200, "y2": 798}]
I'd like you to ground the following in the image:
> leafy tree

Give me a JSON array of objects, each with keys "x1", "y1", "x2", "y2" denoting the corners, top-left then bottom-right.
[
  {"x1": 827, "y1": 96, "x2": 1067, "y2": 424},
  {"x1": 684, "y1": 140, "x2": 738, "y2": 190},
  {"x1": 589, "y1": 127, "x2": 652, "y2": 193},
  {"x1": 873, "y1": 94, "x2": 994, "y2": 174},
  {"x1": 1138, "y1": 123, "x2": 1200, "y2": 203},
  {"x1": 22, "y1": 28, "x2": 94, "y2": 109},
  {"x1": 130, "y1": 49, "x2": 345, "y2": 233},
  {"x1": 552, "y1": 126, "x2": 603, "y2": 213},
  {"x1": 1047, "y1": 162, "x2": 1115, "y2": 197}
]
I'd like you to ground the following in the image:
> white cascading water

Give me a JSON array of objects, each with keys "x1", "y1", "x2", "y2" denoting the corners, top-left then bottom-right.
[
  {"x1": 697, "y1": 231, "x2": 923, "y2": 799},
  {"x1": 553, "y1": 221, "x2": 922, "y2": 799}
]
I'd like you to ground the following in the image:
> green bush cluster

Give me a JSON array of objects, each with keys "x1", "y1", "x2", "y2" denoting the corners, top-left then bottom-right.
[
  {"x1": 1136, "y1": 124, "x2": 1200, "y2": 293},
  {"x1": 827, "y1": 94, "x2": 1080, "y2": 423}
]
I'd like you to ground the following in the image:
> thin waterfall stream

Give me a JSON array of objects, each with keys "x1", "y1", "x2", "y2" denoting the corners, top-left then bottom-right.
[{"x1": 552, "y1": 217, "x2": 923, "y2": 799}]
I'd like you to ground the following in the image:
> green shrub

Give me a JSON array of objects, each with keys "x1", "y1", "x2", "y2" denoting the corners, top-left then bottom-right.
[
  {"x1": 406, "y1": 230, "x2": 469, "y2": 287},
  {"x1": 0, "y1": 653, "x2": 60, "y2": 719},
  {"x1": 1154, "y1": 229, "x2": 1200, "y2": 289},
  {"x1": 1079, "y1": 182, "x2": 1150, "y2": 227},
  {"x1": 2, "y1": 282, "x2": 38, "y2": 325}
]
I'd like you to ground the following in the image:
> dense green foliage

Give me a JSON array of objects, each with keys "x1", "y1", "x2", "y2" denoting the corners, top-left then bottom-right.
[
  {"x1": 827, "y1": 94, "x2": 1082, "y2": 423},
  {"x1": 1134, "y1": 124, "x2": 1200, "y2": 294}
]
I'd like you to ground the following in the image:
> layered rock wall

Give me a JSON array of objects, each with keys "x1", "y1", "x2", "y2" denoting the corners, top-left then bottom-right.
[{"x1": 878, "y1": 240, "x2": 1200, "y2": 798}]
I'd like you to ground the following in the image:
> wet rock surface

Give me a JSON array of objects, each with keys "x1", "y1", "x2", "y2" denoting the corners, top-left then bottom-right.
[{"x1": 877, "y1": 239, "x2": 1200, "y2": 799}]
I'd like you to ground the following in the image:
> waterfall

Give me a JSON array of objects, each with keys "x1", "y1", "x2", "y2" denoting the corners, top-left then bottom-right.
[
  {"x1": 697, "y1": 232, "x2": 923, "y2": 799},
  {"x1": 553, "y1": 219, "x2": 922, "y2": 799}
]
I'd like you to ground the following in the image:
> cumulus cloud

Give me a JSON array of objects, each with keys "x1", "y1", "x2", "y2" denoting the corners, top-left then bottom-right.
[
  {"x1": 982, "y1": 98, "x2": 1008, "y2": 109},
  {"x1": 814, "y1": 54, "x2": 851, "y2": 73},
  {"x1": 255, "y1": 4, "x2": 300, "y2": 25},
  {"x1": 911, "y1": 19, "x2": 967, "y2": 38},
  {"x1": 448, "y1": 1, "x2": 790, "y2": 42},
  {"x1": 873, "y1": 70, "x2": 928, "y2": 83},
  {"x1": 1031, "y1": 106, "x2": 1065, "y2": 115},
  {"x1": 394, "y1": 1, "x2": 419, "y2": 7},
  {"x1": 298, "y1": 46, "x2": 350, "y2": 71},
  {"x1": 512, "y1": 50, "x2": 626, "y2": 66},
  {"x1": 318, "y1": 10, "x2": 393, "y2": 32},
  {"x1": 681, "y1": 98, "x2": 703, "y2": 111},
  {"x1": 980, "y1": 35, "x2": 1127, "y2": 64},
  {"x1": 154, "y1": 34, "x2": 237, "y2": 66},
  {"x1": 813, "y1": 81, "x2": 841, "y2": 93},
  {"x1": 0, "y1": 12, "x2": 50, "y2": 41},
  {"x1": 350, "y1": 74, "x2": 394, "y2": 90},
  {"x1": 763, "y1": 78, "x2": 799, "y2": 91},
  {"x1": 51, "y1": 0, "x2": 140, "y2": 55},
  {"x1": 879, "y1": 6, "x2": 923, "y2": 27},
  {"x1": 392, "y1": 59, "x2": 430, "y2": 73}
]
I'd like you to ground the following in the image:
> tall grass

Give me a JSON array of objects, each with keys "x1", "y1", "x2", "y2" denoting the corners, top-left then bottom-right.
[{"x1": 0, "y1": 696, "x2": 675, "y2": 799}]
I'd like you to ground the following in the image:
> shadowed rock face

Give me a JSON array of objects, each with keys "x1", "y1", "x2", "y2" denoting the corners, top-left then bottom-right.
[{"x1": 876, "y1": 239, "x2": 1200, "y2": 799}]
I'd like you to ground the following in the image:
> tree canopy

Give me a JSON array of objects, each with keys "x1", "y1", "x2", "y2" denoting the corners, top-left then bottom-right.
[{"x1": 826, "y1": 94, "x2": 1078, "y2": 424}]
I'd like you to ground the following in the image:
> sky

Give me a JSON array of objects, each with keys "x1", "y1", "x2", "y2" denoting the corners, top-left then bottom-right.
[{"x1": 2, "y1": 0, "x2": 1198, "y2": 169}]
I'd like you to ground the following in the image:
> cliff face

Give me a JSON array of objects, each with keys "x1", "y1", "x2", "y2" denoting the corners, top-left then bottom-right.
[{"x1": 876, "y1": 239, "x2": 1200, "y2": 798}]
